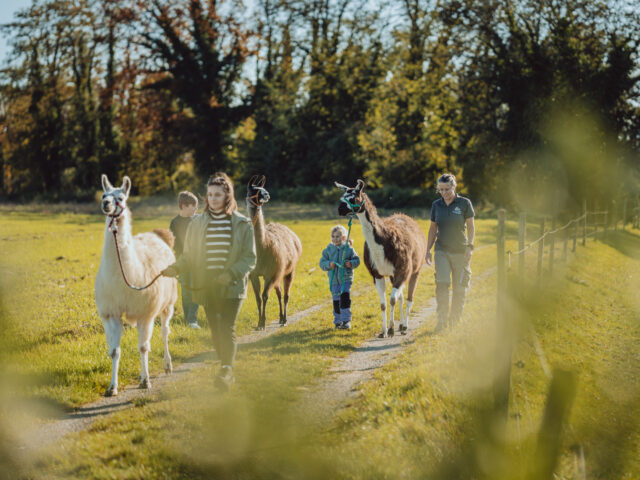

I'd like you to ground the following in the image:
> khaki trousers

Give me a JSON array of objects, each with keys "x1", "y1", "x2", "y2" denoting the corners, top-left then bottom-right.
[{"x1": 434, "y1": 249, "x2": 472, "y2": 327}]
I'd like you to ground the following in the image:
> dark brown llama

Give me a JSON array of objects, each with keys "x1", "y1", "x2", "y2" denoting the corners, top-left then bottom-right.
[
  {"x1": 336, "y1": 179, "x2": 427, "y2": 337},
  {"x1": 247, "y1": 175, "x2": 303, "y2": 330}
]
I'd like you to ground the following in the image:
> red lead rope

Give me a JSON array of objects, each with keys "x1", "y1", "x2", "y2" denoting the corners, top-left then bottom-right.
[{"x1": 108, "y1": 204, "x2": 166, "y2": 291}]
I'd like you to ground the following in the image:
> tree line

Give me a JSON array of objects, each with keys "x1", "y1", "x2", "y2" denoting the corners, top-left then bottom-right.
[{"x1": 1, "y1": 0, "x2": 639, "y2": 206}]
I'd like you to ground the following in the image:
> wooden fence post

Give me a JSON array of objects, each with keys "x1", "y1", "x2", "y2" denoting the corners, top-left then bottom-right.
[
  {"x1": 604, "y1": 207, "x2": 609, "y2": 239},
  {"x1": 518, "y1": 212, "x2": 526, "y2": 279},
  {"x1": 613, "y1": 200, "x2": 618, "y2": 232},
  {"x1": 563, "y1": 216, "x2": 568, "y2": 261},
  {"x1": 623, "y1": 197, "x2": 628, "y2": 230},
  {"x1": 537, "y1": 217, "x2": 545, "y2": 285},
  {"x1": 494, "y1": 210, "x2": 510, "y2": 419},
  {"x1": 549, "y1": 217, "x2": 556, "y2": 274},
  {"x1": 594, "y1": 201, "x2": 599, "y2": 240},
  {"x1": 582, "y1": 200, "x2": 587, "y2": 246},
  {"x1": 572, "y1": 217, "x2": 578, "y2": 253},
  {"x1": 532, "y1": 369, "x2": 578, "y2": 479}
]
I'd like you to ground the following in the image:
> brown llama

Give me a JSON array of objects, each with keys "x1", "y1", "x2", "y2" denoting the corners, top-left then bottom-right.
[
  {"x1": 246, "y1": 175, "x2": 303, "y2": 330},
  {"x1": 336, "y1": 179, "x2": 427, "y2": 338}
]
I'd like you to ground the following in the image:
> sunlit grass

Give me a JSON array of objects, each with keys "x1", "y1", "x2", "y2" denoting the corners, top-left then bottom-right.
[
  {"x1": 321, "y1": 228, "x2": 640, "y2": 479},
  {"x1": 5, "y1": 204, "x2": 637, "y2": 479},
  {"x1": 12, "y1": 221, "x2": 500, "y2": 479},
  {"x1": 0, "y1": 205, "x2": 496, "y2": 410}
]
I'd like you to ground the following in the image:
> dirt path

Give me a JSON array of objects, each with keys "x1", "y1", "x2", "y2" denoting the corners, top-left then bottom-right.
[
  {"x1": 295, "y1": 298, "x2": 438, "y2": 428},
  {"x1": 20, "y1": 260, "x2": 495, "y2": 456},
  {"x1": 296, "y1": 265, "x2": 496, "y2": 429},
  {"x1": 18, "y1": 289, "x2": 366, "y2": 453}
]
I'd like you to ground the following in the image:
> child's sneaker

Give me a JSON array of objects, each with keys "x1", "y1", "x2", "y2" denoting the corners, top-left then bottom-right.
[
  {"x1": 188, "y1": 322, "x2": 201, "y2": 329},
  {"x1": 335, "y1": 322, "x2": 343, "y2": 329},
  {"x1": 342, "y1": 322, "x2": 351, "y2": 330}
]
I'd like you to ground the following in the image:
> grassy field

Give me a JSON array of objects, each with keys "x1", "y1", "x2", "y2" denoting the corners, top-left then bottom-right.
[
  {"x1": 1, "y1": 203, "x2": 639, "y2": 479},
  {"x1": 0, "y1": 203, "x2": 381, "y2": 408}
]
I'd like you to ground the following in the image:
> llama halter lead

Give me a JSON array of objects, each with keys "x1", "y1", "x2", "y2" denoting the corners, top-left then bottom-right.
[
  {"x1": 331, "y1": 192, "x2": 362, "y2": 292},
  {"x1": 341, "y1": 196, "x2": 363, "y2": 213},
  {"x1": 248, "y1": 191, "x2": 262, "y2": 208},
  {"x1": 107, "y1": 200, "x2": 166, "y2": 291},
  {"x1": 329, "y1": 214, "x2": 355, "y2": 294}
]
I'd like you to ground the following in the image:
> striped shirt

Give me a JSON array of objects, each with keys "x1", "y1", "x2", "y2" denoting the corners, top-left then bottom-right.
[{"x1": 206, "y1": 212, "x2": 232, "y2": 272}]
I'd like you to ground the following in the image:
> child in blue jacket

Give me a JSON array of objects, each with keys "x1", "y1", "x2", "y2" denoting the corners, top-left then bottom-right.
[{"x1": 319, "y1": 225, "x2": 360, "y2": 330}]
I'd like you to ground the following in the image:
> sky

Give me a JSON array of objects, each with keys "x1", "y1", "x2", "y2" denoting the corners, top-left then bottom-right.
[
  {"x1": 0, "y1": 0, "x2": 32, "y2": 63},
  {"x1": 0, "y1": 0, "x2": 262, "y2": 65}
]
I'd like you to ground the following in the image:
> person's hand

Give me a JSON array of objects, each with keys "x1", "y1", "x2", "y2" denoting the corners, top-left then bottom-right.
[
  {"x1": 345, "y1": 261, "x2": 352, "y2": 268},
  {"x1": 162, "y1": 266, "x2": 178, "y2": 277},
  {"x1": 216, "y1": 272, "x2": 232, "y2": 285},
  {"x1": 329, "y1": 261, "x2": 336, "y2": 270},
  {"x1": 426, "y1": 251, "x2": 433, "y2": 266}
]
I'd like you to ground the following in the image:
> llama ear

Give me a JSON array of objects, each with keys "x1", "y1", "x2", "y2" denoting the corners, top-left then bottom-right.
[
  {"x1": 334, "y1": 181, "x2": 349, "y2": 191},
  {"x1": 121, "y1": 176, "x2": 131, "y2": 197},
  {"x1": 258, "y1": 175, "x2": 266, "y2": 187},
  {"x1": 101, "y1": 174, "x2": 113, "y2": 192},
  {"x1": 248, "y1": 175, "x2": 258, "y2": 187},
  {"x1": 355, "y1": 179, "x2": 365, "y2": 192}
]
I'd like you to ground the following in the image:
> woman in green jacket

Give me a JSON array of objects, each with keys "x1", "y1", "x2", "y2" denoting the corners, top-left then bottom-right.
[{"x1": 163, "y1": 173, "x2": 256, "y2": 391}]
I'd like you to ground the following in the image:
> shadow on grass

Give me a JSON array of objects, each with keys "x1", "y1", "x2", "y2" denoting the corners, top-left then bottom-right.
[
  {"x1": 240, "y1": 327, "x2": 355, "y2": 357},
  {"x1": 182, "y1": 350, "x2": 217, "y2": 364},
  {"x1": 601, "y1": 230, "x2": 640, "y2": 259},
  {"x1": 354, "y1": 342, "x2": 403, "y2": 353}
]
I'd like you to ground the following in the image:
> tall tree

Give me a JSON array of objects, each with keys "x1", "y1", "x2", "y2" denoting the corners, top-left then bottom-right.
[
  {"x1": 138, "y1": 0, "x2": 255, "y2": 178},
  {"x1": 453, "y1": 0, "x2": 640, "y2": 204},
  {"x1": 358, "y1": 0, "x2": 460, "y2": 188}
]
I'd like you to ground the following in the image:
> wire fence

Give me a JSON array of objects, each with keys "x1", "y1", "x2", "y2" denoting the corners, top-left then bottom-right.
[{"x1": 493, "y1": 195, "x2": 639, "y2": 476}]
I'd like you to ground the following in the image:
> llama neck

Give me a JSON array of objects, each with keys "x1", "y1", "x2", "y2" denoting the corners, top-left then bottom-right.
[
  {"x1": 102, "y1": 208, "x2": 135, "y2": 262},
  {"x1": 356, "y1": 194, "x2": 385, "y2": 245},
  {"x1": 247, "y1": 202, "x2": 267, "y2": 247}
]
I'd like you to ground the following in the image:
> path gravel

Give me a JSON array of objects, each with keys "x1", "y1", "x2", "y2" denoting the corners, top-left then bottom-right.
[
  {"x1": 294, "y1": 298, "x2": 437, "y2": 428},
  {"x1": 18, "y1": 262, "x2": 495, "y2": 457},
  {"x1": 17, "y1": 297, "x2": 335, "y2": 453}
]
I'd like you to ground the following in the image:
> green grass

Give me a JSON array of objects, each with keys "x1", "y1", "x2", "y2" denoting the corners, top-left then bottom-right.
[
  {"x1": 0, "y1": 204, "x2": 459, "y2": 409},
  {"x1": 320, "y1": 229, "x2": 640, "y2": 479},
  {"x1": 2, "y1": 204, "x2": 638, "y2": 479},
  {"x1": 2, "y1": 207, "x2": 496, "y2": 478}
]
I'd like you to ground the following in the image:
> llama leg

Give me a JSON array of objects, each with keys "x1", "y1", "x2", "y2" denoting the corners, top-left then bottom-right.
[
  {"x1": 259, "y1": 277, "x2": 277, "y2": 330},
  {"x1": 250, "y1": 275, "x2": 262, "y2": 330},
  {"x1": 137, "y1": 318, "x2": 154, "y2": 389},
  {"x1": 282, "y1": 272, "x2": 294, "y2": 326},
  {"x1": 274, "y1": 285, "x2": 284, "y2": 325},
  {"x1": 161, "y1": 305, "x2": 174, "y2": 374},
  {"x1": 388, "y1": 288, "x2": 396, "y2": 336},
  {"x1": 388, "y1": 285, "x2": 402, "y2": 337},
  {"x1": 375, "y1": 278, "x2": 388, "y2": 338},
  {"x1": 397, "y1": 287, "x2": 405, "y2": 333},
  {"x1": 102, "y1": 316, "x2": 123, "y2": 396},
  {"x1": 403, "y1": 272, "x2": 420, "y2": 334}
]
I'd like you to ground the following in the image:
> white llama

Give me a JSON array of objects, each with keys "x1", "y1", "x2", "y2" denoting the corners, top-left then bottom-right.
[{"x1": 95, "y1": 175, "x2": 178, "y2": 396}]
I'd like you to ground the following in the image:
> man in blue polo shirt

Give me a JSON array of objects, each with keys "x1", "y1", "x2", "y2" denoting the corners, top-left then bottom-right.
[{"x1": 426, "y1": 173, "x2": 475, "y2": 332}]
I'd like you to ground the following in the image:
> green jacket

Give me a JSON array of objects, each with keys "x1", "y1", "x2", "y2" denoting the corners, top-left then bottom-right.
[{"x1": 171, "y1": 210, "x2": 256, "y2": 302}]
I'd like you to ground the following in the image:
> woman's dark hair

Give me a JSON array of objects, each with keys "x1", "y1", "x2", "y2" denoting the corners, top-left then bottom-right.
[
  {"x1": 437, "y1": 173, "x2": 457, "y2": 188},
  {"x1": 206, "y1": 172, "x2": 237, "y2": 215}
]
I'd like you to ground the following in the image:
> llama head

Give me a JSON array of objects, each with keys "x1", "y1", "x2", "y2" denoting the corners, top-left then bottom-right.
[
  {"x1": 101, "y1": 174, "x2": 131, "y2": 216},
  {"x1": 335, "y1": 179, "x2": 365, "y2": 216},
  {"x1": 247, "y1": 175, "x2": 270, "y2": 207}
]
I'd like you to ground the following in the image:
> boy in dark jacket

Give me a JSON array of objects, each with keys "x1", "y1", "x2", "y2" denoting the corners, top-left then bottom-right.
[
  {"x1": 319, "y1": 225, "x2": 360, "y2": 330},
  {"x1": 169, "y1": 191, "x2": 200, "y2": 328}
]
